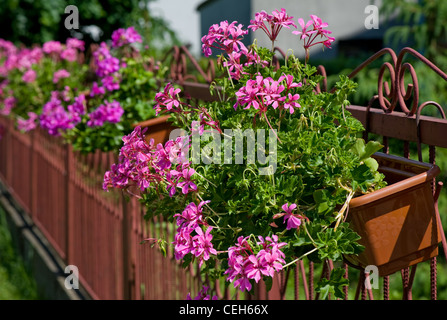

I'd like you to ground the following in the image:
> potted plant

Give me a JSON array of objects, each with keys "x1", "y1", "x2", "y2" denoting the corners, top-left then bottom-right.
[
  {"x1": 103, "y1": 9, "x2": 440, "y2": 299},
  {"x1": 63, "y1": 26, "x2": 170, "y2": 154},
  {"x1": 0, "y1": 37, "x2": 89, "y2": 134},
  {"x1": 344, "y1": 152, "x2": 441, "y2": 277}
]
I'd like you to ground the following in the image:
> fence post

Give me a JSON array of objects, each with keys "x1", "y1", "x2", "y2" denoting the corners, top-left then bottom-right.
[
  {"x1": 65, "y1": 143, "x2": 72, "y2": 265},
  {"x1": 121, "y1": 194, "x2": 132, "y2": 299}
]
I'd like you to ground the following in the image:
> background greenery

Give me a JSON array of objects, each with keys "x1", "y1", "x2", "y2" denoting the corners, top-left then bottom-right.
[
  {"x1": 0, "y1": 206, "x2": 41, "y2": 300},
  {"x1": 0, "y1": 0, "x2": 180, "y2": 56}
]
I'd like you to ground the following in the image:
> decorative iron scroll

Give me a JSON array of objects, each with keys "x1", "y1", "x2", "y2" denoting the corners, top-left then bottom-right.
[{"x1": 343, "y1": 47, "x2": 447, "y2": 116}]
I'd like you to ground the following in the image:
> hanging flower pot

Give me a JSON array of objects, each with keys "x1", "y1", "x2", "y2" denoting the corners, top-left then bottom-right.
[{"x1": 344, "y1": 152, "x2": 441, "y2": 277}]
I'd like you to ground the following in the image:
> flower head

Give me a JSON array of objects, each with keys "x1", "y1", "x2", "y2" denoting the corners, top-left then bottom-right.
[
  {"x1": 273, "y1": 203, "x2": 305, "y2": 230},
  {"x1": 87, "y1": 100, "x2": 123, "y2": 127},
  {"x1": 201, "y1": 20, "x2": 248, "y2": 57},
  {"x1": 22, "y1": 69, "x2": 36, "y2": 83},
  {"x1": 224, "y1": 235, "x2": 287, "y2": 292},
  {"x1": 66, "y1": 38, "x2": 85, "y2": 51},
  {"x1": 111, "y1": 26, "x2": 143, "y2": 48},
  {"x1": 53, "y1": 69, "x2": 70, "y2": 83},
  {"x1": 93, "y1": 42, "x2": 121, "y2": 77},
  {"x1": 154, "y1": 83, "x2": 183, "y2": 115},
  {"x1": 292, "y1": 15, "x2": 334, "y2": 53},
  {"x1": 43, "y1": 41, "x2": 63, "y2": 54},
  {"x1": 248, "y1": 8, "x2": 296, "y2": 43},
  {"x1": 17, "y1": 112, "x2": 38, "y2": 132},
  {"x1": 39, "y1": 95, "x2": 79, "y2": 136},
  {"x1": 0, "y1": 97, "x2": 16, "y2": 116},
  {"x1": 192, "y1": 226, "x2": 217, "y2": 267}
]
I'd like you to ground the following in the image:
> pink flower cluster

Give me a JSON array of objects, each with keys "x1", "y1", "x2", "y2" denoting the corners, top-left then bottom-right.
[
  {"x1": 0, "y1": 39, "x2": 17, "y2": 59},
  {"x1": 17, "y1": 112, "x2": 38, "y2": 132},
  {"x1": 0, "y1": 96, "x2": 16, "y2": 116},
  {"x1": 67, "y1": 94, "x2": 87, "y2": 123},
  {"x1": 87, "y1": 100, "x2": 123, "y2": 127},
  {"x1": 154, "y1": 83, "x2": 222, "y2": 135},
  {"x1": 201, "y1": 20, "x2": 269, "y2": 80},
  {"x1": 292, "y1": 15, "x2": 335, "y2": 50},
  {"x1": 93, "y1": 42, "x2": 121, "y2": 79},
  {"x1": 224, "y1": 48, "x2": 269, "y2": 81},
  {"x1": 201, "y1": 10, "x2": 334, "y2": 74},
  {"x1": 0, "y1": 45, "x2": 42, "y2": 76},
  {"x1": 39, "y1": 93, "x2": 84, "y2": 136},
  {"x1": 173, "y1": 201, "x2": 217, "y2": 267},
  {"x1": 201, "y1": 20, "x2": 248, "y2": 57},
  {"x1": 91, "y1": 39, "x2": 129, "y2": 97},
  {"x1": 53, "y1": 69, "x2": 70, "y2": 84},
  {"x1": 111, "y1": 26, "x2": 143, "y2": 48},
  {"x1": 248, "y1": 8, "x2": 297, "y2": 42},
  {"x1": 43, "y1": 38, "x2": 85, "y2": 62},
  {"x1": 186, "y1": 285, "x2": 218, "y2": 300},
  {"x1": 22, "y1": 69, "x2": 37, "y2": 83},
  {"x1": 234, "y1": 74, "x2": 302, "y2": 114},
  {"x1": 224, "y1": 235, "x2": 287, "y2": 292},
  {"x1": 154, "y1": 82, "x2": 183, "y2": 115},
  {"x1": 103, "y1": 126, "x2": 195, "y2": 196}
]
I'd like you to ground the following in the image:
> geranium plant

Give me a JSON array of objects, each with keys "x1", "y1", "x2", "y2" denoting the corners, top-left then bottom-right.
[
  {"x1": 0, "y1": 27, "x2": 168, "y2": 154},
  {"x1": 64, "y1": 26, "x2": 168, "y2": 153},
  {"x1": 0, "y1": 38, "x2": 89, "y2": 132},
  {"x1": 103, "y1": 9, "x2": 386, "y2": 299}
]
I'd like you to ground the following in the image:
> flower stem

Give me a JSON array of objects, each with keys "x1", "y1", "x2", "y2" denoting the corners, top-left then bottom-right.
[{"x1": 283, "y1": 247, "x2": 319, "y2": 269}]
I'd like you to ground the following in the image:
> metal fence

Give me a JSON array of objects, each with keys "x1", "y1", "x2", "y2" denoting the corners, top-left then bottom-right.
[{"x1": 0, "y1": 46, "x2": 446, "y2": 300}]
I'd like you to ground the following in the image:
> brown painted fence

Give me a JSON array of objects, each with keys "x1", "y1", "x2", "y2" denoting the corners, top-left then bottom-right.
[
  {"x1": 0, "y1": 115, "x2": 202, "y2": 300},
  {"x1": 0, "y1": 46, "x2": 447, "y2": 300}
]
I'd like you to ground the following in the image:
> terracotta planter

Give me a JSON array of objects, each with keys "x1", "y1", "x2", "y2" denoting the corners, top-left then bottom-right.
[
  {"x1": 133, "y1": 115, "x2": 176, "y2": 145},
  {"x1": 344, "y1": 152, "x2": 441, "y2": 277}
]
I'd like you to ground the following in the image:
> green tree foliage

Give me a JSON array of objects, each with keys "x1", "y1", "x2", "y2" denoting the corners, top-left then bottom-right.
[{"x1": 0, "y1": 0, "x2": 179, "y2": 55}]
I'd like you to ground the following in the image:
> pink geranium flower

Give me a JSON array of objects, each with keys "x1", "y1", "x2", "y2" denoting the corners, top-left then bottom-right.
[
  {"x1": 60, "y1": 47, "x2": 78, "y2": 62},
  {"x1": 66, "y1": 38, "x2": 85, "y2": 51},
  {"x1": 53, "y1": 69, "x2": 70, "y2": 83},
  {"x1": 248, "y1": 8, "x2": 296, "y2": 43},
  {"x1": 154, "y1": 83, "x2": 183, "y2": 115},
  {"x1": 111, "y1": 26, "x2": 143, "y2": 48},
  {"x1": 43, "y1": 41, "x2": 63, "y2": 54},
  {"x1": 192, "y1": 226, "x2": 217, "y2": 267},
  {"x1": 292, "y1": 14, "x2": 335, "y2": 61},
  {"x1": 22, "y1": 69, "x2": 36, "y2": 83},
  {"x1": 224, "y1": 235, "x2": 287, "y2": 292},
  {"x1": 17, "y1": 112, "x2": 38, "y2": 132},
  {"x1": 201, "y1": 20, "x2": 248, "y2": 57},
  {"x1": 273, "y1": 203, "x2": 305, "y2": 230}
]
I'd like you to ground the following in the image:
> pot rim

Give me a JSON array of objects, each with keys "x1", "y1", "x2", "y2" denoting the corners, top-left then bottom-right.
[
  {"x1": 132, "y1": 115, "x2": 172, "y2": 128},
  {"x1": 349, "y1": 152, "x2": 440, "y2": 208}
]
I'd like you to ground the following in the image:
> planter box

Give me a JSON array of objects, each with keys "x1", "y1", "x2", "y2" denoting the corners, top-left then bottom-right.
[
  {"x1": 133, "y1": 115, "x2": 176, "y2": 145},
  {"x1": 345, "y1": 152, "x2": 441, "y2": 277}
]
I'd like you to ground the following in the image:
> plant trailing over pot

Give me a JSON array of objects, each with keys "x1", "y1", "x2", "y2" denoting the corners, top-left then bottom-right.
[{"x1": 103, "y1": 9, "x2": 388, "y2": 299}]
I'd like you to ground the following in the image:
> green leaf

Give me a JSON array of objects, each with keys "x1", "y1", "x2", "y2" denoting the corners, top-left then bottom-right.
[
  {"x1": 352, "y1": 138, "x2": 383, "y2": 161},
  {"x1": 315, "y1": 267, "x2": 349, "y2": 300},
  {"x1": 362, "y1": 140, "x2": 383, "y2": 160},
  {"x1": 364, "y1": 157, "x2": 379, "y2": 171}
]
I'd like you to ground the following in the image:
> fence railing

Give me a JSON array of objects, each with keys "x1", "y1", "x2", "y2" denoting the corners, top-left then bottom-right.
[{"x1": 0, "y1": 46, "x2": 446, "y2": 300}]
